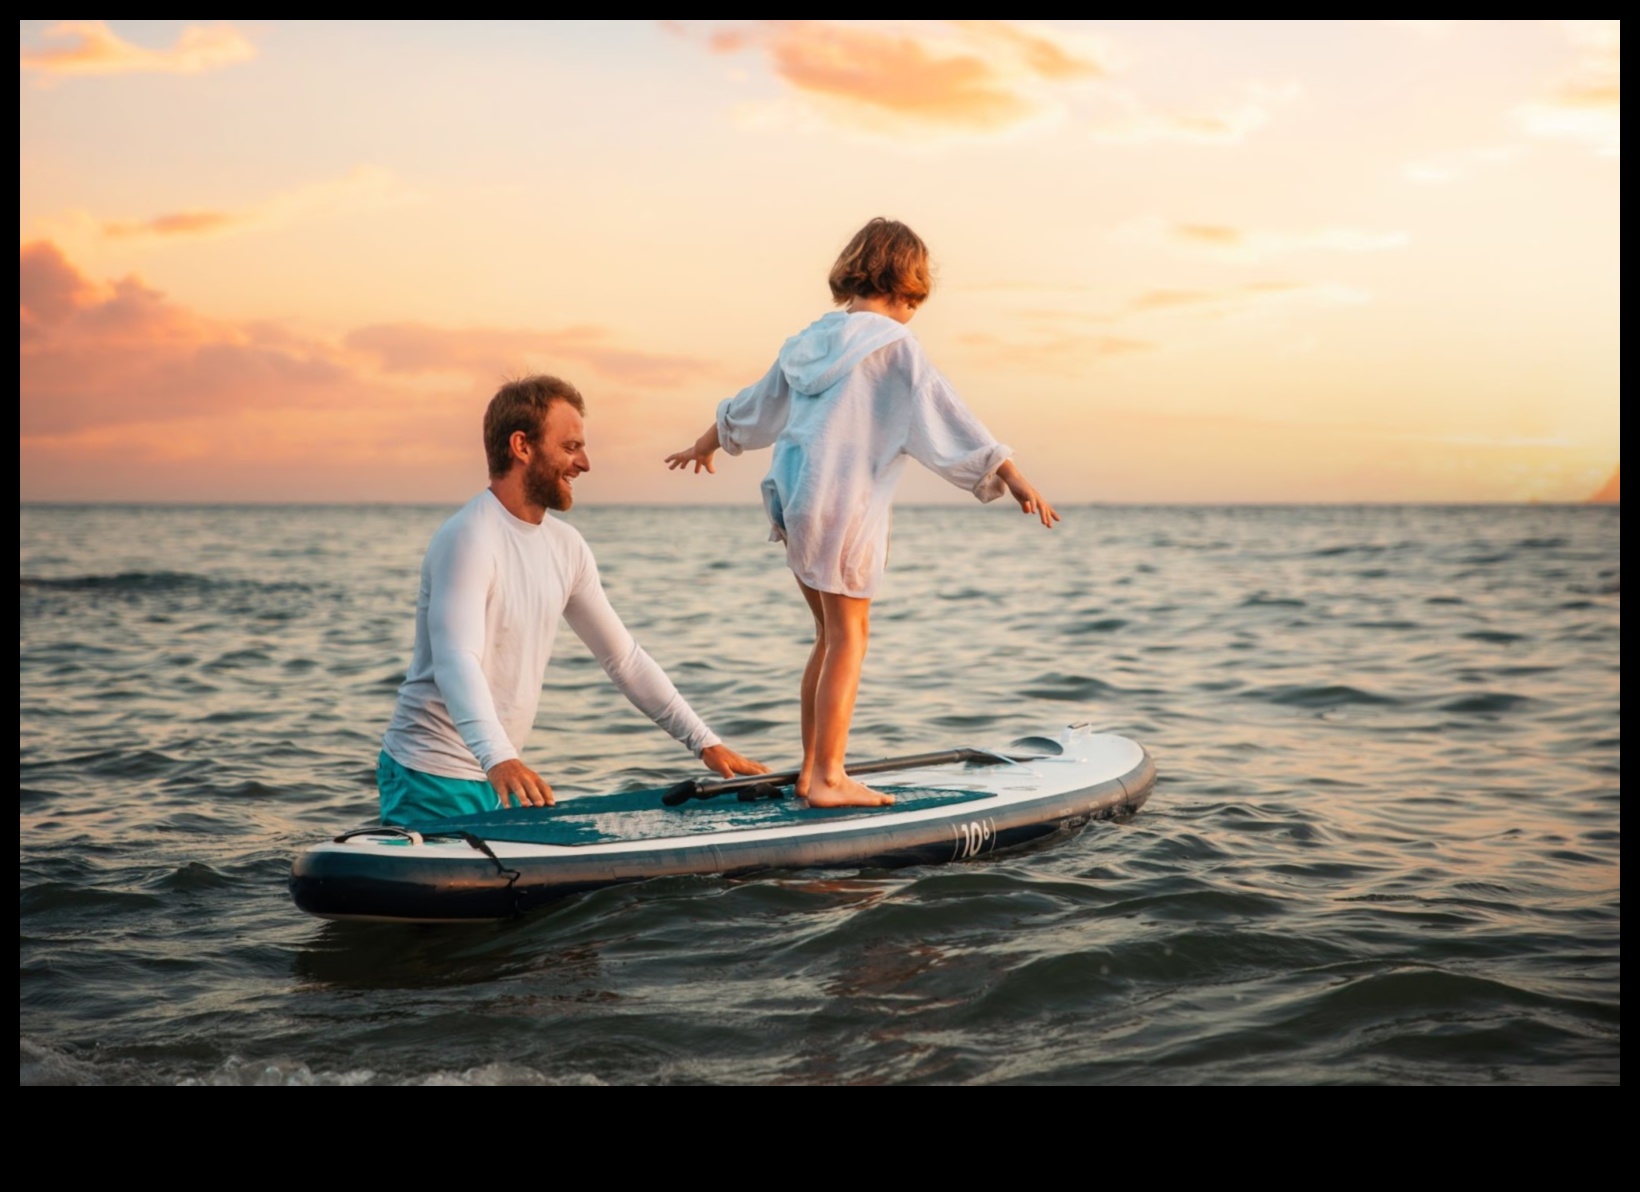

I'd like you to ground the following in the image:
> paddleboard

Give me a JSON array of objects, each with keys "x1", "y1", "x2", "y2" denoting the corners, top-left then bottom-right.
[{"x1": 289, "y1": 721, "x2": 1156, "y2": 923}]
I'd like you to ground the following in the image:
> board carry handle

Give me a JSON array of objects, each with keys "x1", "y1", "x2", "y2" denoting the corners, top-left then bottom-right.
[{"x1": 662, "y1": 747, "x2": 1014, "y2": 807}]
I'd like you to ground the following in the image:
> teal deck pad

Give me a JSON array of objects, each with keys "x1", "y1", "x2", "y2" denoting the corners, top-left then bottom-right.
[{"x1": 400, "y1": 784, "x2": 993, "y2": 847}]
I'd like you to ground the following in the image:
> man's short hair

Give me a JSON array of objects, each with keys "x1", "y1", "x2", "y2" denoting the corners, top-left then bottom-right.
[{"x1": 483, "y1": 375, "x2": 586, "y2": 478}]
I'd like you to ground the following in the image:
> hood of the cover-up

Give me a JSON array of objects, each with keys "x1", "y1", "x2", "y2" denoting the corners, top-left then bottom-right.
[{"x1": 777, "y1": 311, "x2": 910, "y2": 396}]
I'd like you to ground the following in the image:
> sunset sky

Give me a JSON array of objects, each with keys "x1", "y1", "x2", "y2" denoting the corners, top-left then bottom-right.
[{"x1": 19, "y1": 20, "x2": 1620, "y2": 504}]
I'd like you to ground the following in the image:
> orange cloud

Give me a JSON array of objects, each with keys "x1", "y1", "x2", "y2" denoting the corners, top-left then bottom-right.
[
  {"x1": 947, "y1": 21, "x2": 1104, "y2": 81},
  {"x1": 694, "y1": 21, "x2": 1293, "y2": 147},
  {"x1": 1555, "y1": 81, "x2": 1622, "y2": 108},
  {"x1": 346, "y1": 324, "x2": 719, "y2": 389},
  {"x1": 1088, "y1": 82, "x2": 1300, "y2": 146},
  {"x1": 102, "y1": 211, "x2": 239, "y2": 239},
  {"x1": 20, "y1": 21, "x2": 256, "y2": 78},
  {"x1": 958, "y1": 329, "x2": 1153, "y2": 375},
  {"x1": 1517, "y1": 20, "x2": 1620, "y2": 156},
  {"x1": 1125, "y1": 283, "x2": 1365, "y2": 318},
  {"x1": 65, "y1": 166, "x2": 411, "y2": 248},
  {"x1": 701, "y1": 20, "x2": 1106, "y2": 134},
  {"x1": 765, "y1": 23, "x2": 1035, "y2": 129},
  {"x1": 1175, "y1": 224, "x2": 1242, "y2": 248},
  {"x1": 1113, "y1": 216, "x2": 1408, "y2": 262},
  {"x1": 1590, "y1": 465, "x2": 1619, "y2": 503}
]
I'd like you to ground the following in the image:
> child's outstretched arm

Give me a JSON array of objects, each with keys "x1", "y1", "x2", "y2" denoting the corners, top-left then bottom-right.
[
  {"x1": 668, "y1": 359, "x2": 791, "y2": 475},
  {"x1": 665, "y1": 423, "x2": 722, "y2": 475},
  {"x1": 997, "y1": 459, "x2": 1061, "y2": 528}
]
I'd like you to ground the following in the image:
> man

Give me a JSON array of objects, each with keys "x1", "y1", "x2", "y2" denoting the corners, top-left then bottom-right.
[{"x1": 377, "y1": 374, "x2": 766, "y2": 823}]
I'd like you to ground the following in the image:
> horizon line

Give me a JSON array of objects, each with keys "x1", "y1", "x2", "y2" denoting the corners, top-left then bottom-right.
[{"x1": 19, "y1": 498, "x2": 1620, "y2": 509}]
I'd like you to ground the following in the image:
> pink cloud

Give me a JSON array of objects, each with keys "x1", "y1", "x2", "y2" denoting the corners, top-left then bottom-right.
[
  {"x1": 20, "y1": 246, "x2": 354, "y2": 436},
  {"x1": 20, "y1": 241, "x2": 98, "y2": 329},
  {"x1": 19, "y1": 243, "x2": 725, "y2": 501}
]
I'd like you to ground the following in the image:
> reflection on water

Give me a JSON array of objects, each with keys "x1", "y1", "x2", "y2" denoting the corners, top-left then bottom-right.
[{"x1": 20, "y1": 502, "x2": 1620, "y2": 1084}]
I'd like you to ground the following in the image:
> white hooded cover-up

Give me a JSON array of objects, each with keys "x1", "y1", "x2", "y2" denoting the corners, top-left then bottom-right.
[{"x1": 716, "y1": 311, "x2": 1012, "y2": 598}]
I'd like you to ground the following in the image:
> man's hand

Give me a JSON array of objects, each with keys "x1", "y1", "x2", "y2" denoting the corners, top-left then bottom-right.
[
  {"x1": 486, "y1": 758, "x2": 555, "y2": 808},
  {"x1": 700, "y1": 744, "x2": 769, "y2": 778}
]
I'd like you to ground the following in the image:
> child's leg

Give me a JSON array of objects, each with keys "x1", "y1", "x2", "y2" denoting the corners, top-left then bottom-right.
[
  {"x1": 797, "y1": 580, "x2": 826, "y2": 776},
  {"x1": 796, "y1": 583, "x2": 893, "y2": 808}
]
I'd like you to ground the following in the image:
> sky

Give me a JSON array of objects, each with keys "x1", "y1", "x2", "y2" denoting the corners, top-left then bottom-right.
[{"x1": 18, "y1": 20, "x2": 1621, "y2": 504}]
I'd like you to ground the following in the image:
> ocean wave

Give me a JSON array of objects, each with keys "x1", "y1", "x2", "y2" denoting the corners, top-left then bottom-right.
[{"x1": 21, "y1": 571, "x2": 315, "y2": 596}]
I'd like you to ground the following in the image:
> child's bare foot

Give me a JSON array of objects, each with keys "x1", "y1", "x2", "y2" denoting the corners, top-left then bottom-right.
[{"x1": 799, "y1": 773, "x2": 894, "y2": 808}]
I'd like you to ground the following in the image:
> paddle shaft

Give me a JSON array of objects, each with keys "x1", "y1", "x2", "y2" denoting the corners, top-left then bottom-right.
[{"x1": 672, "y1": 747, "x2": 1011, "y2": 803}]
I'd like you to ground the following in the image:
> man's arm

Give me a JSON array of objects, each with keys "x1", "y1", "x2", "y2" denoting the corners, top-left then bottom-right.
[
  {"x1": 426, "y1": 523, "x2": 556, "y2": 806},
  {"x1": 563, "y1": 558, "x2": 768, "y2": 779}
]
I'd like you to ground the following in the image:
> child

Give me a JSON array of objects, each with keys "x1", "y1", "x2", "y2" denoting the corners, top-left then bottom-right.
[{"x1": 665, "y1": 218, "x2": 1058, "y2": 808}]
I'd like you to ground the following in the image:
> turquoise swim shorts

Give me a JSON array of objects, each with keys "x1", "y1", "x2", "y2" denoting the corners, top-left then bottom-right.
[{"x1": 377, "y1": 750, "x2": 498, "y2": 823}]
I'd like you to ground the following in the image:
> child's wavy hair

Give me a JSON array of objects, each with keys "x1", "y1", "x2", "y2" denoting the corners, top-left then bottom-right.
[{"x1": 828, "y1": 218, "x2": 933, "y2": 307}]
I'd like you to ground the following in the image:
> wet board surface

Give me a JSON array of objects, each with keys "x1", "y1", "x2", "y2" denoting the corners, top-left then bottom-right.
[{"x1": 399, "y1": 781, "x2": 996, "y2": 848}]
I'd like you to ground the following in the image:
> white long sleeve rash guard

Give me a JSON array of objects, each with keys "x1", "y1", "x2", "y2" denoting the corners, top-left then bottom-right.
[{"x1": 382, "y1": 491, "x2": 720, "y2": 781}]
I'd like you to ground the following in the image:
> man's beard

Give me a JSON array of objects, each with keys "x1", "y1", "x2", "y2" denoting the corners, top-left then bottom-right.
[{"x1": 524, "y1": 454, "x2": 572, "y2": 511}]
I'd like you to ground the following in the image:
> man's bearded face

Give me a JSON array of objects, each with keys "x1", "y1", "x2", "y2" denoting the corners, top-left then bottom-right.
[
  {"x1": 525, "y1": 443, "x2": 574, "y2": 511},
  {"x1": 524, "y1": 399, "x2": 588, "y2": 512}
]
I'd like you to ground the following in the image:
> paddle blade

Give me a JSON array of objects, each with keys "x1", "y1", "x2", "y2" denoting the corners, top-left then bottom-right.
[{"x1": 661, "y1": 779, "x2": 703, "y2": 807}]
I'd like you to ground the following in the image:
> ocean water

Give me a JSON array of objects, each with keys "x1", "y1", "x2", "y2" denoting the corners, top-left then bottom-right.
[{"x1": 19, "y1": 502, "x2": 1620, "y2": 1085}]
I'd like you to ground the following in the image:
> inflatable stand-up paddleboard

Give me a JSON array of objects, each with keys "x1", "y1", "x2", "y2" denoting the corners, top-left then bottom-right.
[{"x1": 290, "y1": 722, "x2": 1156, "y2": 923}]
